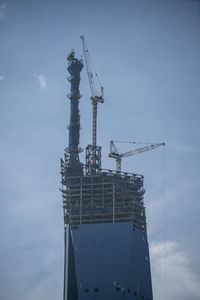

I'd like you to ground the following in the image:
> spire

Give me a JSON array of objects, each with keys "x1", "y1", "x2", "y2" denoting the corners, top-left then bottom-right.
[{"x1": 65, "y1": 51, "x2": 83, "y2": 176}]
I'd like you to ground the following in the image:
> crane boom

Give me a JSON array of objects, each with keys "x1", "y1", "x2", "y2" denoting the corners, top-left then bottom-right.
[
  {"x1": 80, "y1": 35, "x2": 104, "y2": 148},
  {"x1": 123, "y1": 143, "x2": 165, "y2": 157},
  {"x1": 81, "y1": 36, "x2": 96, "y2": 97},
  {"x1": 109, "y1": 141, "x2": 165, "y2": 172},
  {"x1": 80, "y1": 35, "x2": 104, "y2": 100}
]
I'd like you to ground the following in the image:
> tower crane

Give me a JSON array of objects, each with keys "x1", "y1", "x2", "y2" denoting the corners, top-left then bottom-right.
[
  {"x1": 109, "y1": 140, "x2": 165, "y2": 172},
  {"x1": 80, "y1": 35, "x2": 104, "y2": 148}
]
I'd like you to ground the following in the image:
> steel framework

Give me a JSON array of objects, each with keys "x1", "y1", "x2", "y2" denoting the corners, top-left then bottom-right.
[{"x1": 60, "y1": 165, "x2": 146, "y2": 232}]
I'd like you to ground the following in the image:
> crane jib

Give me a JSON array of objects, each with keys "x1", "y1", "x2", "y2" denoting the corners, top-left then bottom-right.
[
  {"x1": 80, "y1": 35, "x2": 104, "y2": 148},
  {"x1": 109, "y1": 141, "x2": 165, "y2": 172}
]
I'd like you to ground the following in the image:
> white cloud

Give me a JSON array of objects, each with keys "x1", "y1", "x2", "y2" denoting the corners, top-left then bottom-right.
[
  {"x1": 33, "y1": 73, "x2": 47, "y2": 90},
  {"x1": 150, "y1": 240, "x2": 200, "y2": 300},
  {"x1": 0, "y1": 3, "x2": 6, "y2": 19},
  {"x1": 0, "y1": 75, "x2": 4, "y2": 81}
]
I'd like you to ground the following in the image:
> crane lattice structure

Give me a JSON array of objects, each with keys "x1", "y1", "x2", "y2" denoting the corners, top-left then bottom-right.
[
  {"x1": 109, "y1": 140, "x2": 165, "y2": 172},
  {"x1": 80, "y1": 35, "x2": 104, "y2": 175}
]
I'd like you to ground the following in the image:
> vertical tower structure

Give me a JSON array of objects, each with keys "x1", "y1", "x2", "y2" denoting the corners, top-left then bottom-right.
[
  {"x1": 65, "y1": 51, "x2": 83, "y2": 176},
  {"x1": 61, "y1": 51, "x2": 153, "y2": 300}
]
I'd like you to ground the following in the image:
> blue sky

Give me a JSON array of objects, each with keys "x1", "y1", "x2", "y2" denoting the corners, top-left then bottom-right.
[{"x1": 0, "y1": 0, "x2": 200, "y2": 299}]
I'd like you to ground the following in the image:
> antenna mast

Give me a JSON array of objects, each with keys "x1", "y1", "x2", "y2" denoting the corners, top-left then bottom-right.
[{"x1": 65, "y1": 50, "x2": 84, "y2": 176}]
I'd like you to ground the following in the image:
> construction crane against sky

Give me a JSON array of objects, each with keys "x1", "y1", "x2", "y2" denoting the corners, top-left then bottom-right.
[
  {"x1": 80, "y1": 35, "x2": 104, "y2": 148},
  {"x1": 61, "y1": 37, "x2": 155, "y2": 300},
  {"x1": 80, "y1": 35, "x2": 104, "y2": 174},
  {"x1": 109, "y1": 141, "x2": 166, "y2": 172}
]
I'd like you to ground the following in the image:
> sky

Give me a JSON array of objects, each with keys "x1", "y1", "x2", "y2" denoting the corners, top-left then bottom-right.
[{"x1": 0, "y1": 0, "x2": 200, "y2": 299}]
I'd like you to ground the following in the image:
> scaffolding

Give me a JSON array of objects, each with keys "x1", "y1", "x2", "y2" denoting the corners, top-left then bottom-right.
[
  {"x1": 60, "y1": 165, "x2": 146, "y2": 232},
  {"x1": 85, "y1": 144, "x2": 102, "y2": 175}
]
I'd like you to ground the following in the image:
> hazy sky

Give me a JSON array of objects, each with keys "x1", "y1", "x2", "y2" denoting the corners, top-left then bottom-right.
[{"x1": 0, "y1": 0, "x2": 200, "y2": 299}]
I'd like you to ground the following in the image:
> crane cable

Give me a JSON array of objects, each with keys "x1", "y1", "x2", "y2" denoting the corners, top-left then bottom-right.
[
  {"x1": 81, "y1": 36, "x2": 103, "y2": 96},
  {"x1": 162, "y1": 146, "x2": 168, "y2": 300},
  {"x1": 90, "y1": 64, "x2": 103, "y2": 97},
  {"x1": 114, "y1": 140, "x2": 161, "y2": 145},
  {"x1": 84, "y1": 38, "x2": 102, "y2": 89},
  {"x1": 90, "y1": 54, "x2": 103, "y2": 89}
]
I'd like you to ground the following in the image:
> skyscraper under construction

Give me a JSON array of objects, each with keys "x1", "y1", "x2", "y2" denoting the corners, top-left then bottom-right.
[{"x1": 60, "y1": 39, "x2": 153, "y2": 300}]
